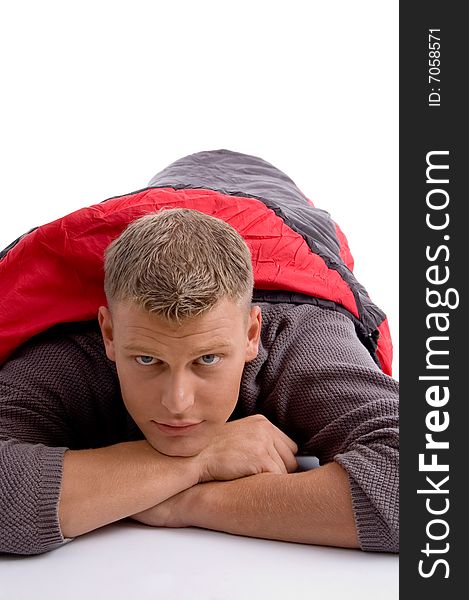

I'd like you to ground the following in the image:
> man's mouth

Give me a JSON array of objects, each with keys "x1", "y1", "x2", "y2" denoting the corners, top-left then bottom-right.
[{"x1": 151, "y1": 420, "x2": 204, "y2": 435}]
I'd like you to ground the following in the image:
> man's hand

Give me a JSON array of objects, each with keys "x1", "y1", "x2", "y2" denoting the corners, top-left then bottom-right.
[{"x1": 194, "y1": 414, "x2": 299, "y2": 482}]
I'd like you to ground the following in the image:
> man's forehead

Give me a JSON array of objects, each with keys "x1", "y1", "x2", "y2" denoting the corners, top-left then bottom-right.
[
  {"x1": 112, "y1": 299, "x2": 245, "y2": 340},
  {"x1": 124, "y1": 325, "x2": 234, "y2": 345}
]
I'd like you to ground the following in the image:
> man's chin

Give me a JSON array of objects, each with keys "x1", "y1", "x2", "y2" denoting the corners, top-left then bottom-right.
[{"x1": 145, "y1": 434, "x2": 209, "y2": 458}]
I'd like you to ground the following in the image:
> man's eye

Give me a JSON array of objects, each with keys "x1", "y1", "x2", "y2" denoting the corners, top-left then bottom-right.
[
  {"x1": 135, "y1": 355, "x2": 158, "y2": 366},
  {"x1": 196, "y1": 354, "x2": 221, "y2": 366}
]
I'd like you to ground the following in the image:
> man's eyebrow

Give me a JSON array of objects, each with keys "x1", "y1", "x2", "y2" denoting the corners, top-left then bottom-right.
[
  {"x1": 123, "y1": 344, "x2": 153, "y2": 353},
  {"x1": 122, "y1": 341, "x2": 233, "y2": 355},
  {"x1": 191, "y1": 342, "x2": 233, "y2": 355}
]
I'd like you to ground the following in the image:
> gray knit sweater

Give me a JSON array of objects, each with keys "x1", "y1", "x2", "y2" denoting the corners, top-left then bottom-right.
[{"x1": 0, "y1": 302, "x2": 399, "y2": 555}]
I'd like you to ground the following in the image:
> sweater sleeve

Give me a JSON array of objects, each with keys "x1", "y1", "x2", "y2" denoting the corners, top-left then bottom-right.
[
  {"x1": 256, "y1": 303, "x2": 399, "y2": 553},
  {"x1": 0, "y1": 324, "x2": 123, "y2": 555}
]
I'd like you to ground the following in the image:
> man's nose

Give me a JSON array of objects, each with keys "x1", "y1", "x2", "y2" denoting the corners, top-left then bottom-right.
[{"x1": 160, "y1": 374, "x2": 195, "y2": 414}]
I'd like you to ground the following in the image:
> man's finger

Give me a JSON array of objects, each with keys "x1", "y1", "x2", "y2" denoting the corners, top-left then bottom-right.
[{"x1": 274, "y1": 438, "x2": 299, "y2": 473}]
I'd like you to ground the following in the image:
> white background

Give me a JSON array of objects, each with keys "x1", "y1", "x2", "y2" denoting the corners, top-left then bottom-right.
[{"x1": 0, "y1": 0, "x2": 398, "y2": 377}]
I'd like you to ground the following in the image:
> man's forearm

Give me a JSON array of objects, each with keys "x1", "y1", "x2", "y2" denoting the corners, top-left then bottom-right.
[
  {"x1": 186, "y1": 461, "x2": 360, "y2": 549},
  {"x1": 59, "y1": 440, "x2": 199, "y2": 538}
]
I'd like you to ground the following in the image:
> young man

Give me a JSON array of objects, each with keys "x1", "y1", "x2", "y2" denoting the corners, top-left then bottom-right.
[{"x1": 0, "y1": 150, "x2": 399, "y2": 555}]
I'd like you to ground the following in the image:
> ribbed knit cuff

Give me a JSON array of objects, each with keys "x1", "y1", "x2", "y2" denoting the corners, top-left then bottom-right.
[
  {"x1": 36, "y1": 445, "x2": 71, "y2": 552},
  {"x1": 335, "y1": 455, "x2": 399, "y2": 553}
]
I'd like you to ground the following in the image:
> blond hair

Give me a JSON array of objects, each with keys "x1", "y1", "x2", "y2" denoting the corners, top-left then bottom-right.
[{"x1": 103, "y1": 208, "x2": 254, "y2": 322}]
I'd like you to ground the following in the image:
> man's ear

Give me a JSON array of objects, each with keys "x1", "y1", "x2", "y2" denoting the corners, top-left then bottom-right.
[
  {"x1": 245, "y1": 305, "x2": 262, "y2": 363},
  {"x1": 98, "y1": 305, "x2": 116, "y2": 362}
]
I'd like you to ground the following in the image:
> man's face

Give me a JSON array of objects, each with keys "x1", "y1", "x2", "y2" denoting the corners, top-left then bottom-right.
[{"x1": 98, "y1": 298, "x2": 261, "y2": 457}]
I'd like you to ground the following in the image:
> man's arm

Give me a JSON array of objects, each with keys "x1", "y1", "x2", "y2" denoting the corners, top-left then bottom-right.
[
  {"x1": 134, "y1": 461, "x2": 360, "y2": 549},
  {"x1": 191, "y1": 462, "x2": 359, "y2": 548},
  {"x1": 58, "y1": 441, "x2": 200, "y2": 539},
  {"x1": 256, "y1": 304, "x2": 399, "y2": 552}
]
